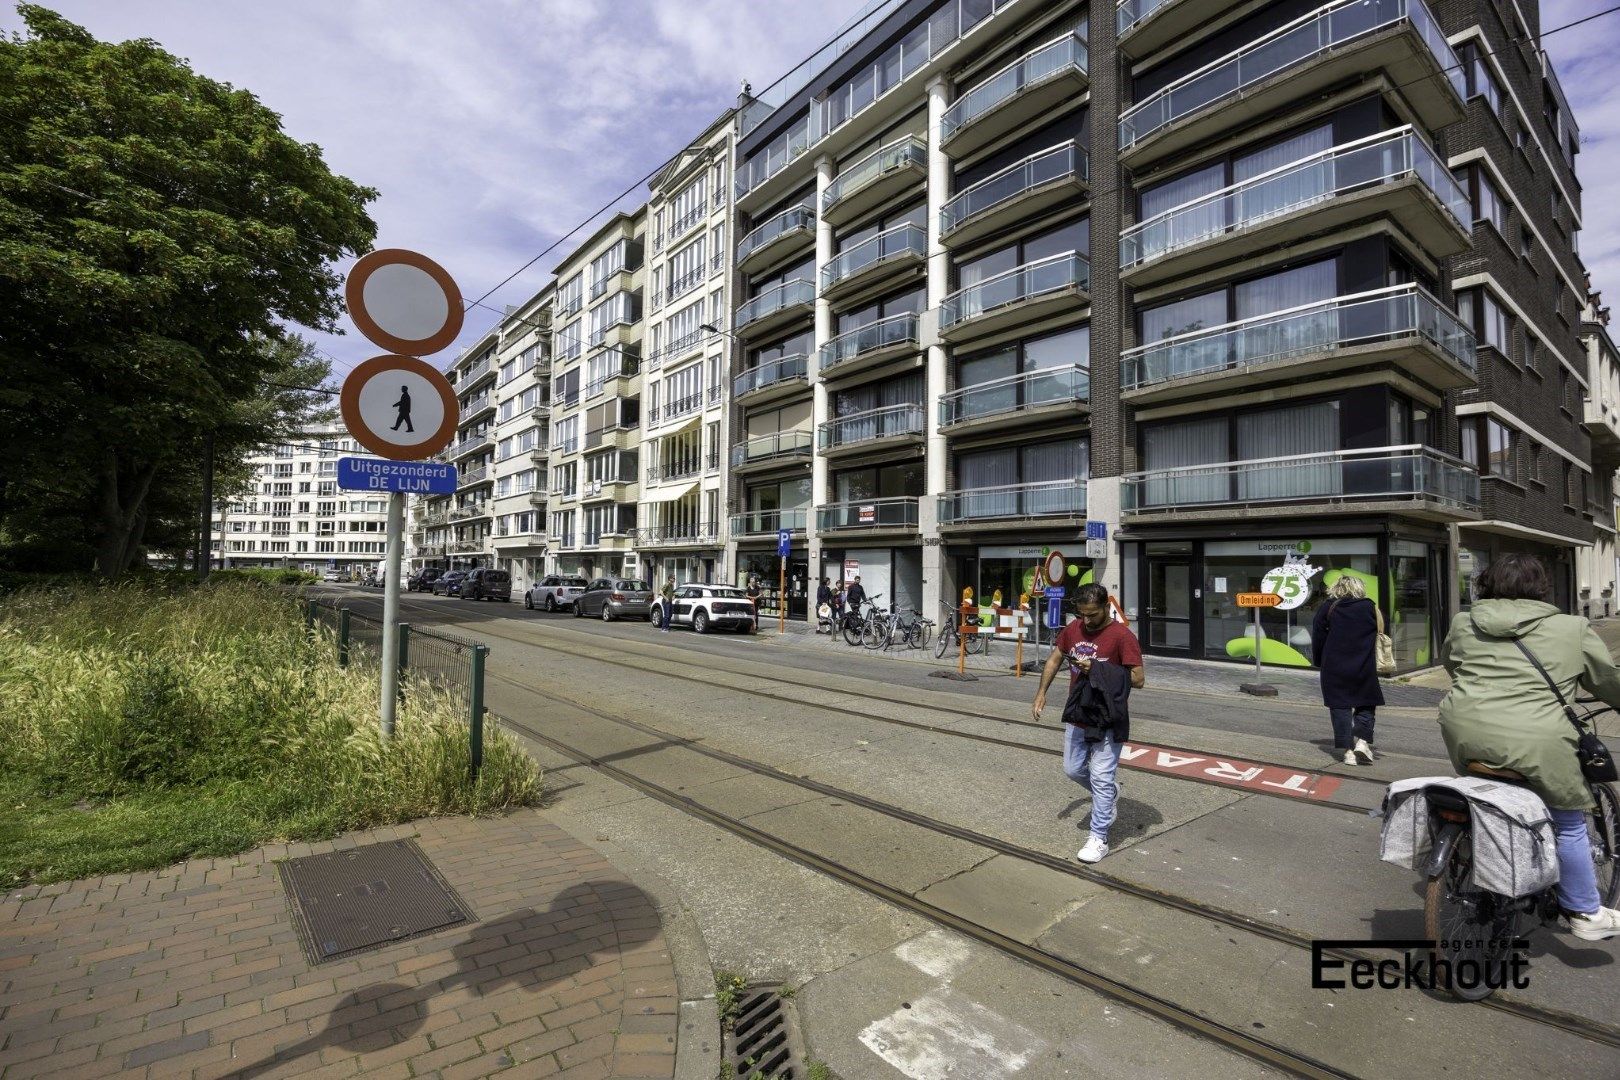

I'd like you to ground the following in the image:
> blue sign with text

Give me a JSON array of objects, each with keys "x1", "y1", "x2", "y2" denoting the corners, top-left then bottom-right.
[
  {"x1": 338, "y1": 457, "x2": 458, "y2": 494},
  {"x1": 1085, "y1": 520, "x2": 1108, "y2": 540},
  {"x1": 777, "y1": 529, "x2": 792, "y2": 557}
]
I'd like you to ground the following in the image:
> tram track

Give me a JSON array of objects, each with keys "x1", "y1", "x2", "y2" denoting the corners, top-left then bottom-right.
[{"x1": 484, "y1": 666, "x2": 1620, "y2": 1055}]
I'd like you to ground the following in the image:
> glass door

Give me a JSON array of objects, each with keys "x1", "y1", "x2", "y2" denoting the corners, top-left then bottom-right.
[{"x1": 1145, "y1": 554, "x2": 1195, "y2": 653}]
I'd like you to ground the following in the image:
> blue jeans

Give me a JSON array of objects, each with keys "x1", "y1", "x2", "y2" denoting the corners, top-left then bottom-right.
[
  {"x1": 1329, "y1": 706, "x2": 1375, "y2": 748},
  {"x1": 660, "y1": 601, "x2": 672, "y2": 629},
  {"x1": 1552, "y1": 808, "x2": 1603, "y2": 914},
  {"x1": 1063, "y1": 725, "x2": 1121, "y2": 842}
]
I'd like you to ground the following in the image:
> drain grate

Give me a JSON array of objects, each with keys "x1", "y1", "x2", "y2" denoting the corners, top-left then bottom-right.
[
  {"x1": 725, "y1": 986, "x2": 808, "y2": 1080},
  {"x1": 277, "y1": 839, "x2": 474, "y2": 964}
]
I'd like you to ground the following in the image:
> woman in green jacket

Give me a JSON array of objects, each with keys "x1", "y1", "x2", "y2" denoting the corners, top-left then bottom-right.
[{"x1": 1438, "y1": 554, "x2": 1620, "y2": 940}]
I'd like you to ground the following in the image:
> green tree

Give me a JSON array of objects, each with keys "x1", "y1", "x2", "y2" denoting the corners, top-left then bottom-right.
[{"x1": 0, "y1": 5, "x2": 377, "y2": 575}]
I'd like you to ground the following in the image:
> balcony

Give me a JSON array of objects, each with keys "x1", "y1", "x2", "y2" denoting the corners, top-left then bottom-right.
[
  {"x1": 660, "y1": 265, "x2": 707, "y2": 309},
  {"x1": 730, "y1": 430, "x2": 814, "y2": 474},
  {"x1": 730, "y1": 508, "x2": 808, "y2": 538},
  {"x1": 1586, "y1": 400, "x2": 1620, "y2": 468},
  {"x1": 461, "y1": 392, "x2": 495, "y2": 422},
  {"x1": 636, "y1": 522, "x2": 720, "y2": 547},
  {"x1": 1120, "y1": 128, "x2": 1469, "y2": 287},
  {"x1": 654, "y1": 203, "x2": 707, "y2": 255},
  {"x1": 818, "y1": 403, "x2": 925, "y2": 457},
  {"x1": 449, "y1": 540, "x2": 487, "y2": 555},
  {"x1": 821, "y1": 135, "x2": 927, "y2": 229},
  {"x1": 646, "y1": 460, "x2": 702, "y2": 484},
  {"x1": 584, "y1": 356, "x2": 640, "y2": 400},
  {"x1": 653, "y1": 328, "x2": 705, "y2": 371},
  {"x1": 449, "y1": 504, "x2": 491, "y2": 522},
  {"x1": 1121, "y1": 445, "x2": 1480, "y2": 522},
  {"x1": 449, "y1": 435, "x2": 493, "y2": 461},
  {"x1": 492, "y1": 530, "x2": 546, "y2": 549},
  {"x1": 1120, "y1": 285, "x2": 1476, "y2": 404},
  {"x1": 580, "y1": 476, "x2": 636, "y2": 503},
  {"x1": 1117, "y1": 0, "x2": 1259, "y2": 59},
  {"x1": 737, "y1": 205, "x2": 816, "y2": 275},
  {"x1": 818, "y1": 312, "x2": 921, "y2": 382},
  {"x1": 940, "y1": 33, "x2": 1088, "y2": 159},
  {"x1": 456, "y1": 466, "x2": 492, "y2": 490},
  {"x1": 461, "y1": 357, "x2": 495, "y2": 389},
  {"x1": 735, "y1": 280, "x2": 815, "y2": 339},
  {"x1": 588, "y1": 321, "x2": 638, "y2": 356},
  {"x1": 938, "y1": 253, "x2": 1089, "y2": 342},
  {"x1": 590, "y1": 263, "x2": 632, "y2": 303},
  {"x1": 940, "y1": 365, "x2": 1089, "y2": 433},
  {"x1": 939, "y1": 480, "x2": 1087, "y2": 529},
  {"x1": 820, "y1": 223, "x2": 926, "y2": 303},
  {"x1": 941, "y1": 141, "x2": 1088, "y2": 249},
  {"x1": 583, "y1": 424, "x2": 637, "y2": 452},
  {"x1": 1118, "y1": 0, "x2": 1465, "y2": 167},
  {"x1": 734, "y1": 354, "x2": 810, "y2": 405},
  {"x1": 817, "y1": 496, "x2": 920, "y2": 534}
]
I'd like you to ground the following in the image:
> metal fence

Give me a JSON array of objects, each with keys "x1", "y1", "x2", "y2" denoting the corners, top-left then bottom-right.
[{"x1": 305, "y1": 599, "x2": 490, "y2": 778}]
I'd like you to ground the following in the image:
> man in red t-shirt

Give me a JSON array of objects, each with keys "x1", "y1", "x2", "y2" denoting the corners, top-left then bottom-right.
[{"x1": 1033, "y1": 582, "x2": 1145, "y2": 863}]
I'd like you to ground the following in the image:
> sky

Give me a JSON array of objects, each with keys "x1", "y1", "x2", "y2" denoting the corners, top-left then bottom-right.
[{"x1": 6, "y1": 0, "x2": 1620, "y2": 380}]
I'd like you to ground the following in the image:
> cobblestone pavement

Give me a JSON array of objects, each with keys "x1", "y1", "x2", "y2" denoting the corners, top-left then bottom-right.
[{"x1": 0, "y1": 813, "x2": 682, "y2": 1079}]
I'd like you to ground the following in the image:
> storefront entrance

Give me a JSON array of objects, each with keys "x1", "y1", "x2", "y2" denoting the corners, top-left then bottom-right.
[{"x1": 1144, "y1": 547, "x2": 1196, "y2": 655}]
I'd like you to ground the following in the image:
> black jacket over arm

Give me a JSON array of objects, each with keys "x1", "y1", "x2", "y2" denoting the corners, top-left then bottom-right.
[{"x1": 1310, "y1": 596, "x2": 1384, "y2": 708}]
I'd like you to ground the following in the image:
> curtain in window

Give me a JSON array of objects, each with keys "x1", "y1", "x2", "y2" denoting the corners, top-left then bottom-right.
[
  {"x1": 1233, "y1": 259, "x2": 1339, "y2": 366},
  {"x1": 1141, "y1": 417, "x2": 1226, "y2": 507},
  {"x1": 1141, "y1": 162, "x2": 1225, "y2": 252},
  {"x1": 1021, "y1": 439, "x2": 1086, "y2": 516},
  {"x1": 1233, "y1": 125, "x2": 1334, "y2": 227},
  {"x1": 1235, "y1": 400, "x2": 1339, "y2": 500},
  {"x1": 1141, "y1": 290, "x2": 1226, "y2": 358},
  {"x1": 958, "y1": 448, "x2": 1018, "y2": 519},
  {"x1": 957, "y1": 346, "x2": 1016, "y2": 420}
]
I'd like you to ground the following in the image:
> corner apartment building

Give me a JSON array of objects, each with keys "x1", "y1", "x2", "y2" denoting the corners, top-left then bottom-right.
[
  {"x1": 212, "y1": 425, "x2": 390, "y2": 574},
  {"x1": 1580, "y1": 293, "x2": 1620, "y2": 616},
  {"x1": 725, "y1": 0, "x2": 1597, "y2": 671},
  {"x1": 410, "y1": 327, "x2": 500, "y2": 571},
  {"x1": 546, "y1": 211, "x2": 648, "y2": 579},
  {"x1": 638, "y1": 114, "x2": 734, "y2": 589},
  {"x1": 488, "y1": 287, "x2": 554, "y2": 595}
]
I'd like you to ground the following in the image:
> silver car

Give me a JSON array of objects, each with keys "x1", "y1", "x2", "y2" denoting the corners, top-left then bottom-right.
[
  {"x1": 573, "y1": 577, "x2": 655, "y2": 621},
  {"x1": 525, "y1": 574, "x2": 587, "y2": 612}
]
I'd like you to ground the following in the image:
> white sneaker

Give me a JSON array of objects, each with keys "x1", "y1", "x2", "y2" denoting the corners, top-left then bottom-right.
[
  {"x1": 1077, "y1": 836, "x2": 1109, "y2": 863},
  {"x1": 1343, "y1": 748, "x2": 1358, "y2": 766},
  {"x1": 1353, "y1": 738, "x2": 1374, "y2": 765},
  {"x1": 1569, "y1": 907, "x2": 1620, "y2": 941}
]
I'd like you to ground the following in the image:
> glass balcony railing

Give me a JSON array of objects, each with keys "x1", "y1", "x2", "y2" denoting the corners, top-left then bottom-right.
[
  {"x1": 938, "y1": 253, "x2": 1089, "y2": 333},
  {"x1": 1117, "y1": 0, "x2": 1173, "y2": 37},
  {"x1": 734, "y1": 354, "x2": 809, "y2": 397},
  {"x1": 736, "y1": 205, "x2": 815, "y2": 266},
  {"x1": 1121, "y1": 285, "x2": 1475, "y2": 390},
  {"x1": 1121, "y1": 445, "x2": 1480, "y2": 512},
  {"x1": 817, "y1": 496, "x2": 920, "y2": 531},
  {"x1": 461, "y1": 357, "x2": 493, "y2": 385},
  {"x1": 736, "y1": 280, "x2": 815, "y2": 331},
  {"x1": 940, "y1": 365, "x2": 1090, "y2": 427},
  {"x1": 1119, "y1": 0, "x2": 1463, "y2": 152},
  {"x1": 817, "y1": 403, "x2": 924, "y2": 451},
  {"x1": 942, "y1": 32, "x2": 1088, "y2": 144},
  {"x1": 939, "y1": 480, "x2": 1086, "y2": 524},
  {"x1": 729, "y1": 508, "x2": 809, "y2": 536},
  {"x1": 821, "y1": 224, "x2": 926, "y2": 292},
  {"x1": 730, "y1": 430, "x2": 814, "y2": 468},
  {"x1": 940, "y1": 141, "x2": 1087, "y2": 237},
  {"x1": 821, "y1": 136, "x2": 926, "y2": 214},
  {"x1": 818, "y1": 312, "x2": 921, "y2": 374},
  {"x1": 1121, "y1": 128, "x2": 1466, "y2": 268}
]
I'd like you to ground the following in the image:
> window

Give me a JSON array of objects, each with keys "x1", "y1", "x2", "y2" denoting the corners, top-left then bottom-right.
[
  {"x1": 1456, "y1": 288, "x2": 1512, "y2": 358},
  {"x1": 1520, "y1": 226, "x2": 1534, "y2": 261},
  {"x1": 1529, "y1": 441, "x2": 1543, "y2": 484},
  {"x1": 665, "y1": 237, "x2": 706, "y2": 302},
  {"x1": 1461, "y1": 417, "x2": 1518, "y2": 483},
  {"x1": 1468, "y1": 167, "x2": 1508, "y2": 235},
  {"x1": 1460, "y1": 43, "x2": 1503, "y2": 122},
  {"x1": 557, "y1": 273, "x2": 583, "y2": 317},
  {"x1": 1525, "y1": 332, "x2": 1542, "y2": 375}
]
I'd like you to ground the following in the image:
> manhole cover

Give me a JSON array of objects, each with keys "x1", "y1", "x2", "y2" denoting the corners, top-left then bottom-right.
[
  {"x1": 725, "y1": 986, "x2": 807, "y2": 1080},
  {"x1": 278, "y1": 839, "x2": 474, "y2": 964}
]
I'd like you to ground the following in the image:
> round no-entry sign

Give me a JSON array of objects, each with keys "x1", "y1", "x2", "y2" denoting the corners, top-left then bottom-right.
[
  {"x1": 345, "y1": 249, "x2": 464, "y2": 356},
  {"x1": 340, "y1": 355, "x2": 460, "y2": 460}
]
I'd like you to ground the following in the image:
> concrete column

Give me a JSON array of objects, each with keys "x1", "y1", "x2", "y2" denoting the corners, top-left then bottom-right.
[
  {"x1": 810, "y1": 155, "x2": 835, "y2": 583},
  {"x1": 922, "y1": 74, "x2": 952, "y2": 621}
]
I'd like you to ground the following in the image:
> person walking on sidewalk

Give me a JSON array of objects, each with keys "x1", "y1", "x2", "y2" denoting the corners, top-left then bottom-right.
[
  {"x1": 660, "y1": 575, "x2": 675, "y2": 632},
  {"x1": 1310, "y1": 575, "x2": 1383, "y2": 766},
  {"x1": 1032, "y1": 583, "x2": 1145, "y2": 864}
]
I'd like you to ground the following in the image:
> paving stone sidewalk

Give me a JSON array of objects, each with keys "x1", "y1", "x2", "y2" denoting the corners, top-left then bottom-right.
[{"x1": 0, "y1": 812, "x2": 684, "y2": 1079}]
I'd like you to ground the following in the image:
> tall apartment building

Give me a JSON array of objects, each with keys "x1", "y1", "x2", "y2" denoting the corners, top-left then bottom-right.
[
  {"x1": 488, "y1": 288, "x2": 554, "y2": 596},
  {"x1": 724, "y1": 0, "x2": 1598, "y2": 672},
  {"x1": 211, "y1": 425, "x2": 390, "y2": 574},
  {"x1": 547, "y1": 211, "x2": 648, "y2": 579},
  {"x1": 1579, "y1": 293, "x2": 1620, "y2": 617},
  {"x1": 638, "y1": 114, "x2": 734, "y2": 588}
]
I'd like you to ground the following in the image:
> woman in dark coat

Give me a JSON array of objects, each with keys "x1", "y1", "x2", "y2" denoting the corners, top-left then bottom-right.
[{"x1": 1310, "y1": 574, "x2": 1384, "y2": 765}]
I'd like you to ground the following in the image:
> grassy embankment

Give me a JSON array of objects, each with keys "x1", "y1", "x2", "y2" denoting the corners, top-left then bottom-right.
[{"x1": 0, "y1": 580, "x2": 539, "y2": 887}]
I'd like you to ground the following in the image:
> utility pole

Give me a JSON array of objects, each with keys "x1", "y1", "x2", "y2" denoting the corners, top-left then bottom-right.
[{"x1": 198, "y1": 431, "x2": 215, "y2": 582}]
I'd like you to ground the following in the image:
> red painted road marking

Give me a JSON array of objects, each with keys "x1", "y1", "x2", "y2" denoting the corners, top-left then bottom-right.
[{"x1": 1116, "y1": 743, "x2": 1342, "y2": 801}]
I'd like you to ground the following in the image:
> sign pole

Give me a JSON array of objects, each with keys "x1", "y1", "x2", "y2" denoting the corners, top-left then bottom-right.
[
  {"x1": 1253, "y1": 606, "x2": 1263, "y2": 681},
  {"x1": 379, "y1": 490, "x2": 405, "y2": 740},
  {"x1": 778, "y1": 555, "x2": 786, "y2": 633}
]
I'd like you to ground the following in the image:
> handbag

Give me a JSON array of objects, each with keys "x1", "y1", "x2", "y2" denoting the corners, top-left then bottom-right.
[
  {"x1": 1374, "y1": 606, "x2": 1396, "y2": 678},
  {"x1": 1511, "y1": 636, "x2": 1620, "y2": 784}
]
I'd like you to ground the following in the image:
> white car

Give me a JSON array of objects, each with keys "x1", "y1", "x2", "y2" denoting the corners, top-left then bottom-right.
[
  {"x1": 322, "y1": 570, "x2": 344, "y2": 583},
  {"x1": 525, "y1": 574, "x2": 588, "y2": 612},
  {"x1": 657, "y1": 584, "x2": 757, "y2": 634}
]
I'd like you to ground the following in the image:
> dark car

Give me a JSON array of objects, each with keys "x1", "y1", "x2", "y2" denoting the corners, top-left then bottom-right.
[
  {"x1": 411, "y1": 567, "x2": 445, "y2": 592},
  {"x1": 462, "y1": 568, "x2": 511, "y2": 602},
  {"x1": 432, "y1": 570, "x2": 467, "y2": 596},
  {"x1": 573, "y1": 578, "x2": 655, "y2": 621}
]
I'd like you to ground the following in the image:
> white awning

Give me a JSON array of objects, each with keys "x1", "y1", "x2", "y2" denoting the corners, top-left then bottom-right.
[
  {"x1": 655, "y1": 412, "x2": 703, "y2": 438},
  {"x1": 647, "y1": 480, "x2": 700, "y2": 503}
]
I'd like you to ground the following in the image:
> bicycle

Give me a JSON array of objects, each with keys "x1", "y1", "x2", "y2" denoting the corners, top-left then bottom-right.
[
  {"x1": 934, "y1": 602, "x2": 985, "y2": 659},
  {"x1": 842, "y1": 594, "x2": 883, "y2": 646},
  {"x1": 1415, "y1": 695, "x2": 1620, "y2": 1001},
  {"x1": 864, "y1": 607, "x2": 925, "y2": 651}
]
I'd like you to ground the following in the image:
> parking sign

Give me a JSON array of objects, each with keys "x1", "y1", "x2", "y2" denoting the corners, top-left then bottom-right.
[{"x1": 778, "y1": 529, "x2": 792, "y2": 557}]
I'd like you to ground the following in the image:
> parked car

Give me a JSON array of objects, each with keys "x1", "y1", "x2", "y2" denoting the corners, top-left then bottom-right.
[
  {"x1": 659, "y1": 584, "x2": 756, "y2": 635},
  {"x1": 462, "y1": 568, "x2": 511, "y2": 602},
  {"x1": 525, "y1": 574, "x2": 588, "y2": 612},
  {"x1": 322, "y1": 569, "x2": 344, "y2": 583},
  {"x1": 573, "y1": 578, "x2": 654, "y2": 621},
  {"x1": 410, "y1": 567, "x2": 444, "y2": 592},
  {"x1": 432, "y1": 570, "x2": 468, "y2": 597}
]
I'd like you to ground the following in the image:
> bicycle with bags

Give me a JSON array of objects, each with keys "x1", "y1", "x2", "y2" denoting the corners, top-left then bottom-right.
[
  {"x1": 933, "y1": 601, "x2": 986, "y2": 659},
  {"x1": 841, "y1": 594, "x2": 884, "y2": 647}
]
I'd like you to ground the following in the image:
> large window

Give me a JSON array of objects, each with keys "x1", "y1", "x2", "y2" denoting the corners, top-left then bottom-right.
[
  {"x1": 1139, "y1": 123, "x2": 1332, "y2": 221},
  {"x1": 956, "y1": 217, "x2": 1087, "y2": 287},
  {"x1": 1456, "y1": 288, "x2": 1512, "y2": 358},
  {"x1": 1460, "y1": 416, "x2": 1518, "y2": 483},
  {"x1": 1140, "y1": 257, "x2": 1337, "y2": 344}
]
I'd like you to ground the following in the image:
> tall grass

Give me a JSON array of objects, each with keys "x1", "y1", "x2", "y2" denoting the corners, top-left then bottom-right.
[{"x1": 0, "y1": 581, "x2": 539, "y2": 886}]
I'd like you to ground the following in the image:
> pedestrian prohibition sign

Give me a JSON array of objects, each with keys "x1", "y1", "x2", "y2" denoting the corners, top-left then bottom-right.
[{"x1": 339, "y1": 354, "x2": 460, "y2": 460}]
